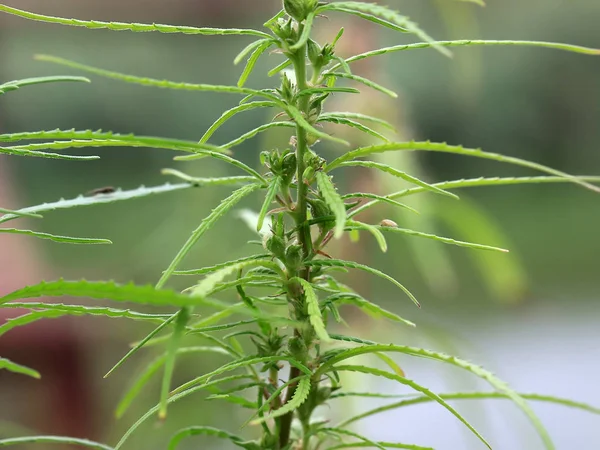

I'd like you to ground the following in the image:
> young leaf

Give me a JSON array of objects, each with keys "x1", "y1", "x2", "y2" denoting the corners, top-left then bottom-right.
[
  {"x1": 331, "y1": 365, "x2": 491, "y2": 449},
  {"x1": 286, "y1": 105, "x2": 350, "y2": 146},
  {"x1": 318, "y1": 116, "x2": 389, "y2": 142},
  {"x1": 324, "y1": 72, "x2": 398, "y2": 98},
  {"x1": 331, "y1": 160, "x2": 458, "y2": 199},
  {"x1": 316, "y1": 171, "x2": 347, "y2": 239},
  {"x1": 306, "y1": 259, "x2": 420, "y2": 308},
  {"x1": 0, "y1": 145, "x2": 99, "y2": 160},
  {"x1": 327, "y1": 141, "x2": 600, "y2": 193},
  {"x1": 0, "y1": 183, "x2": 193, "y2": 225},
  {"x1": 0, "y1": 75, "x2": 89, "y2": 95},
  {"x1": 173, "y1": 254, "x2": 271, "y2": 276},
  {"x1": 251, "y1": 376, "x2": 312, "y2": 425},
  {"x1": 341, "y1": 192, "x2": 419, "y2": 215},
  {"x1": 345, "y1": 224, "x2": 509, "y2": 253},
  {"x1": 221, "y1": 122, "x2": 296, "y2": 149},
  {"x1": 319, "y1": 112, "x2": 396, "y2": 131},
  {"x1": 257, "y1": 177, "x2": 282, "y2": 232},
  {"x1": 345, "y1": 220, "x2": 388, "y2": 252},
  {"x1": 159, "y1": 307, "x2": 191, "y2": 420},
  {"x1": 0, "y1": 4, "x2": 272, "y2": 38},
  {"x1": 0, "y1": 228, "x2": 111, "y2": 245},
  {"x1": 325, "y1": 293, "x2": 415, "y2": 327},
  {"x1": 295, "y1": 278, "x2": 330, "y2": 342},
  {"x1": 238, "y1": 39, "x2": 275, "y2": 88},
  {"x1": 156, "y1": 183, "x2": 261, "y2": 289},
  {"x1": 199, "y1": 101, "x2": 278, "y2": 144},
  {"x1": 35, "y1": 55, "x2": 282, "y2": 102},
  {"x1": 0, "y1": 357, "x2": 40, "y2": 379},
  {"x1": 0, "y1": 436, "x2": 114, "y2": 450},
  {"x1": 290, "y1": 10, "x2": 317, "y2": 51}
]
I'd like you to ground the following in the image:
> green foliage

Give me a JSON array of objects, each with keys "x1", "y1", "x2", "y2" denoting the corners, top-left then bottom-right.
[{"x1": 1, "y1": 1, "x2": 599, "y2": 450}]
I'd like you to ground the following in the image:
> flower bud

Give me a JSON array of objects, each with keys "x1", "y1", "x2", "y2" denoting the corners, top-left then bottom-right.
[{"x1": 283, "y1": 0, "x2": 318, "y2": 22}]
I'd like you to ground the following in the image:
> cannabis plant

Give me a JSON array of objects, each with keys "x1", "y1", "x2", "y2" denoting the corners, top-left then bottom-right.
[{"x1": 1, "y1": 1, "x2": 599, "y2": 449}]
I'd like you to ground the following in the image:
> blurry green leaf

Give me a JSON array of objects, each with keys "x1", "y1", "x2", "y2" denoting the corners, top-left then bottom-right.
[
  {"x1": 238, "y1": 39, "x2": 275, "y2": 87},
  {"x1": 251, "y1": 377, "x2": 312, "y2": 425},
  {"x1": 257, "y1": 177, "x2": 281, "y2": 232},
  {"x1": 0, "y1": 436, "x2": 114, "y2": 449},
  {"x1": 319, "y1": 112, "x2": 396, "y2": 131},
  {"x1": 325, "y1": 292, "x2": 415, "y2": 327},
  {"x1": 0, "y1": 358, "x2": 40, "y2": 379},
  {"x1": 295, "y1": 278, "x2": 330, "y2": 342},
  {"x1": 168, "y1": 426, "x2": 259, "y2": 450},
  {"x1": 0, "y1": 207, "x2": 41, "y2": 218},
  {"x1": 324, "y1": 72, "x2": 397, "y2": 98},
  {"x1": 0, "y1": 75, "x2": 89, "y2": 95},
  {"x1": 318, "y1": 116, "x2": 389, "y2": 142},
  {"x1": 345, "y1": 220, "x2": 388, "y2": 252},
  {"x1": 287, "y1": 105, "x2": 350, "y2": 146},
  {"x1": 0, "y1": 228, "x2": 111, "y2": 245},
  {"x1": 316, "y1": 171, "x2": 347, "y2": 238}
]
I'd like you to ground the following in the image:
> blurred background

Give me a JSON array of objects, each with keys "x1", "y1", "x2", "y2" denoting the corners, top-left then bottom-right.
[{"x1": 0, "y1": 0, "x2": 599, "y2": 449}]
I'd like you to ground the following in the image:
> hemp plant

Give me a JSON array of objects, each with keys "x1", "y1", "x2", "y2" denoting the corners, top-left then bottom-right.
[{"x1": 1, "y1": 1, "x2": 599, "y2": 449}]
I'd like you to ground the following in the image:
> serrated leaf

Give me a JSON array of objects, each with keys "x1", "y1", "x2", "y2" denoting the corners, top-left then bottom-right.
[
  {"x1": 0, "y1": 279, "x2": 217, "y2": 308},
  {"x1": 252, "y1": 376, "x2": 312, "y2": 425},
  {"x1": 319, "y1": 112, "x2": 396, "y2": 131},
  {"x1": 331, "y1": 160, "x2": 458, "y2": 199},
  {"x1": 171, "y1": 355, "x2": 312, "y2": 396},
  {"x1": 104, "y1": 314, "x2": 178, "y2": 379},
  {"x1": 324, "y1": 72, "x2": 397, "y2": 98},
  {"x1": 221, "y1": 122, "x2": 296, "y2": 149},
  {"x1": 238, "y1": 39, "x2": 274, "y2": 88},
  {"x1": 313, "y1": 427, "x2": 386, "y2": 450},
  {"x1": 345, "y1": 220, "x2": 388, "y2": 252},
  {"x1": 156, "y1": 183, "x2": 261, "y2": 289},
  {"x1": 35, "y1": 55, "x2": 282, "y2": 102},
  {"x1": 0, "y1": 75, "x2": 89, "y2": 95},
  {"x1": 318, "y1": 116, "x2": 389, "y2": 142},
  {"x1": 296, "y1": 87, "x2": 360, "y2": 98},
  {"x1": 159, "y1": 307, "x2": 191, "y2": 420},
  {"x1": 319, "y1": 340, "x2": 554, "y2": 450},
  {"x1": 349, "y1": 176, "x2": 600, "y2": 218},
  {"x1": 338, "y1": 391, "x2": 600, "y2": 429},
  {"x1": 0, "y1": 129, "x2": 228, "y2": 154},
  {"x1": 328, "y1": 141, "x2": 600, "y2": 193},
  {"x1": 0, "y1": 228, "x2": 111, "y2": 245},
  {"x1": 332, "y1": 365, "x2": 491, "y2": 449},
  {"x1": 257, "y1": 177, "x2": 281, "y2": 232},
  {"x1": 0, "y1": 145, "x2": 99, "y2": 160},
  {"x1": 316, "y1": 171, "x2": 347, "y2": 238},
  {"x1": 173, "y1": 254, "x2": 271, "y2": 276},
  {"x1": 0, "y1": 357, "x2": 40, "y2": 379},
  {"x1": 0, "y1": 183, "x2": 192, "y2": 225},
  {"x1": 190, "y1": 259, "x2": 283, "y2": 297},
  {"x1": 0, "y1": 207, "x2": 41, "y2": 218},
  {"x1": 317, "y1": 2, "x2": 451, "y2": 57},
  {"x1": 0, "y1": 304, "x2": 170, "y2": 338},
  {"x1": 348, "y1": 224, "x2": 509, "y2": 253},
  {"x1": 341, "y1": 192, "x2": 419, "y2": 215},
  {"x1": 374, "y1": 352, "x2": 405, "y2": 377},
  {"x1": 339, "y1": 40, "x2": 600, "y2": 69},
  {"x1": 199, "y1": 101, "x2": 277, "y2": 144},
  {"x1": 307, "y1": 259, "x2": 419, "y2": 308},
  {"x1": 0, "y1": 4, "x2": 271, "y2": 38},
  {"x1": 295, "y1": 278, "x2": 330, "y2": 342},
  {"x1": 325, "y1": 292, "x2": 415, "y2": 327},
  {"x1": 0, "y1": 436, "x2": 114, "y2": 449},
  {"x1": 287, "y1": 105, "x2": 350, "y2": 146}
]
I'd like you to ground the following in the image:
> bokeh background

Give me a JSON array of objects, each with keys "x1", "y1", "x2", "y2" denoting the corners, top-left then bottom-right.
[{"x1": 1, "y1": 1, "x2": 599, "y2": 449}]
